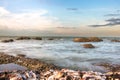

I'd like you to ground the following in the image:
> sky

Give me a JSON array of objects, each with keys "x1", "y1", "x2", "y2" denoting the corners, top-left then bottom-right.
[{"x1": 0, "y1": 0, "x2": 120, "y2": 37}]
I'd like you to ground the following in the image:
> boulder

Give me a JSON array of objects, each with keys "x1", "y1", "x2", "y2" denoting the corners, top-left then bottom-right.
[
  {"x1": 1, "y1": 39, "x2": 14, "y2": 43},
  {"x1": 73, "y1": 38, "x2": 89, "y2": 42},
  {"x1": 16, "y1": 36, "x2": 31, "y2": 40},
  {"x1": 73, "y1": 37, "x2": 103, "y2": 42},
  {"x1": 33, "y1": 37, "x2": 42, "y2": 40},
  {"x1": 17, "y1": 54, "x2": 26, "y2": 57},
  {"x1": 82, "y1": 44, "x2": 95, "y2": 48},
  {"x1": 88, "y1": 37, "x2": 103, "y2": 42},
  {"x1": 111, "y1": 40, "x2": 120, "y2": 42},
  {"x1": 48, "y1": 38, "x2": 54, "y2": 40}
]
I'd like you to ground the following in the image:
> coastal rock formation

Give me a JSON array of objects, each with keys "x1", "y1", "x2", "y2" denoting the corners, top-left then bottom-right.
[
  {"x1": 88, "y1": 37, "x2": 103, "y2": 42},
  {"x1": 32, "y1": 37, "x2": 42, "y2": 40},
  {"x1": 1, "y1": 39, "x2": 14, "y2": 43},
  {"x1": 1, "y1": 53, "x2": 120, "y2": 80},
  {"x1": 48, "y1": 38, "x2": 54, "y2": 40},
  {"x1": 73, "y1": 37, "x2": 103, "y2": 42},
  {"x1": 111, "y1": 40, "x2": 120, "y2": 42},
  {"x1": 0, "y1": 53, "x2": 60, "y2": 71},
  {"x1": 17, "y1": 54, "x2": 26, "y2": 57},
  {"x1": 83, "y1": 44, "x2": 95, "y2": 48},
  {"x1": 16, "y1": 36, "x2": 31, "y2": 40},
  {"x1": 73, "y1": 38, "x2": 89, "y2": 42}
]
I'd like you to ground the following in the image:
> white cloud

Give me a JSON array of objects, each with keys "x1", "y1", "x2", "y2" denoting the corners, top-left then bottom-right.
[
  {"x1": 0, "y1": 7, "x2": 61, "y2": 30},
  {"x1": 0, "y1": 7, "x2": 10, "y2": 16}
]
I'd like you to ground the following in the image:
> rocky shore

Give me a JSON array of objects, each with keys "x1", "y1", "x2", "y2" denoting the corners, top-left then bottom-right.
[
  {"x1": 1, "y1": 52, "x2": 120, "y2": 72},
  {"x1": 0, "y1": 52, "x2": 60, "y2": 72},
  {"x1": 0, "y1": 53, "x2": 120, "y2": 80}
]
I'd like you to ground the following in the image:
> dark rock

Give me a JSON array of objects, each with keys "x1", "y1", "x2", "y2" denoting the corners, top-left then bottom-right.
[
  {"x1": 73, "y1": 38, "x2": 89, "y2": 42},
  {"x1": 16, "y1": 36, "x2": 31, "y2": 40},
  {"x1": 48, "y1": 38, "x2": 54, "y2": 40},
  {"x1": 88, "y1": 37, "x2": 103, "y2": 42},
  {"x1": 1, "y1": 39, "x2": 14, "y2": 43},
  {"x1": 82, "y1": 44, "x2": 95, "y2": 48},
  {"x1": 0, "y1": 53, "x2": 60, "y2": 71},
  {"x1": 73, "y1": 37, "x2": 103, "y2": 42},
  {"x1": 33, "y1": 37, "x2": 42, "y2": 40},
  {"x1": 17, "y1": 54, "x2": 26, "y2": 57},
  {"x1": 111, "y1": 40, "x2": 120, "y2": 42}
]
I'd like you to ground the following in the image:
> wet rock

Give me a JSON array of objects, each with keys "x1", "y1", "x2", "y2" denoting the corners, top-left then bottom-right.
[
  {"x1": 111, "y1": 40, "x2": 120, "y2": 42},
  {"x1": 82, "y1": 44, "x2": 95, "y2": 48},
  {"x1": 88, "y1": 37, "x2": 103, "y2": 42},
  {"x1": 32, "y1": 37, "x2": 42, "y2": 40},
  {"x1": 17, "y1": 54, "x2": 26, "y2": 57},
  {"x1": 73, "y1": 37, "x2": 103, "y2": 42},
  {"x1": 1, "y1": 39, "x2": 14, "y2": 43},
  {"x1": 0, "y1": 53, "x2": 60, "y2": 71},
  {"x1": 48, "y1": 38, "x2": 54, "y2": 40},
  {"x1": 16, "y1": 36, "x2": 31, "y2": 40},
  {"x1": 73, "y1": 38, "x2": 89, "y2": 42}
]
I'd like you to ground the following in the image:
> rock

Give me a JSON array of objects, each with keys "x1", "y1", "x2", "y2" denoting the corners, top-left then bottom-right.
[
  {"x1": 73, "y1": 37, "x2": 103, "y2": 42},
  {"x1": 33, "y1": 37, "x2": 42, "y2": 40},
  {"x1": 48, "y1": 38, "x2": 54, "y2": 40},
  {"x1": 111, "y1": 40, "x2": 120, "y2": 42},
  {"x1": 0, "y1": 53, "x2": 60, "y2": 71},
  {"x1": 16, "y1": 36, "x2": 31, "y2": 40},
  {"x1": 73, "y1": 38, "x2": 89, "y2": 42},
  {"x1": 88, "y1": 37, "x2": 103, "y2": 42},
  {"x1": 1, "y1": 39, "x2": 14, "y2": 43},
  {"x1": 82, "y1": 44, "x2": 95, "y2": 48},
  {"x1": 17, "y1": 54, "x2": 26, "y2": 57}
]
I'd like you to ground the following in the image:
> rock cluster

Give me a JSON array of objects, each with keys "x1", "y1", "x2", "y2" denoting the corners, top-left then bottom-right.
[
  {"x1": 1, "y1": 39, "x2": 14, "y2": 43},
  {"x1": 48, "y1": 38, "x2": 54, "y2": 40},
  {"x1": 73, "y1": 37, "x2": 103, "y2": 42},
  {"x1": 111, "y1": 40, "x2": 120, "y2": 42},
  {"x1": 40, "y1": 69, "x2": 120, "y2": 80},
  {"x1": 32, "y1": 37, "x2": 42, "y2": 40},
  {"x1": 16, "y1": 37, "x2": 31, "y2": 40},
  {"x1": 0, "y1": 53, "x2": 60, "y2": 72},
  {"x1": 1, "y1": 53, "x2": 120, "y2": 80}
]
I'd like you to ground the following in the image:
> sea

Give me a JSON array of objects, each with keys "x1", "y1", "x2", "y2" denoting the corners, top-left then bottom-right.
[{"x1": 0, "y1": 36, "x2": 120, "y2": 72}]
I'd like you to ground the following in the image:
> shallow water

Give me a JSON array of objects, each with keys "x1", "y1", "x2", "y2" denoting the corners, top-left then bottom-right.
[{"x1": 0, "y1": 37, "x2": 120, "y2": 72}]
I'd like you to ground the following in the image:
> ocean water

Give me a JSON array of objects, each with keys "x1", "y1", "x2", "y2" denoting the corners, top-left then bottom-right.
[{"x1": 0, "y1": 37, "x2": 120, "y2": 72}]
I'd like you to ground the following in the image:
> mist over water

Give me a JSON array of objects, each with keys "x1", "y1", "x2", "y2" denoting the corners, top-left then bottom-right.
[{"x1": 0, "y1": 37, "x2": 120, "y2": 72}]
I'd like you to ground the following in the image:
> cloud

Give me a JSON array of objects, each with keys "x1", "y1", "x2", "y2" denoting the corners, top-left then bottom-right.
[
  {"x1": 104, "y1": 10, "x2": 120, "y2": 17},
  {"x1": 89, "y1": 18, "x2": 120, "y2": 27},
  {"x1": 0, "y1": 7, "x2": 10, "y2": 16},
  {"x1": 67, "y1": 8, "x2": 78, "y2": 11},
  {"x1": 89, "y1": 10, "x2": 120, "y2": 27},
  {"x1": 0, "y1": 6, "x2": 61, "y2": 30},
  {"x1": 104, "y1": 14, "x2": 120, "y2": 16},
  {"x1": 56, "y1": 27, "x2": 77, "y2": 29}
]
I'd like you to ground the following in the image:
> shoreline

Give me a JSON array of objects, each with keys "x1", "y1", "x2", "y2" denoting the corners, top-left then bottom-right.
[
  {"x1": 0, "y1": 52, "x2": 61, "y2": 72},
  {"x1": 0, "y1": 52, "x2": 120, "y2": 73},
  {"x1": 0, "y1": 52, "x2": 120, "y2": 79}
]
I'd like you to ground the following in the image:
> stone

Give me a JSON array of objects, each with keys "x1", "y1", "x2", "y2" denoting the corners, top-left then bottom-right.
[
  {"x1": 33, "y1": 37, "x2": 42, "y2": 40},
  {"x1": 16, "y1": 36, "x2": 31, "y2": 40},
  {"x1": 48, "y1": 38, "x2": 54, "y2": 40},
  {"x1": 82, "y1": 44, "x2": 95, "y2": 48},
  {"x1": 111, "y1": 40, "x2": 120, "y2": 42},
  {"x1": 88, "y1": 37, "x2": 103, "y2": 42},
  {"x1": 1, "y1": 39, "x2": 14, "y2": 43},
  {"x1": 73, "y1": 37, "x2": 103, "y2": 42},
  {"x1": 73, "y1": 38, "x2": 89, "y2": 42}
]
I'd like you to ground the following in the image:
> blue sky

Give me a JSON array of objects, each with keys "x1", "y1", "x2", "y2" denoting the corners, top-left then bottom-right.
[{"x1": 0, "y1": 0, "x2": 120, "y2": 36}]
